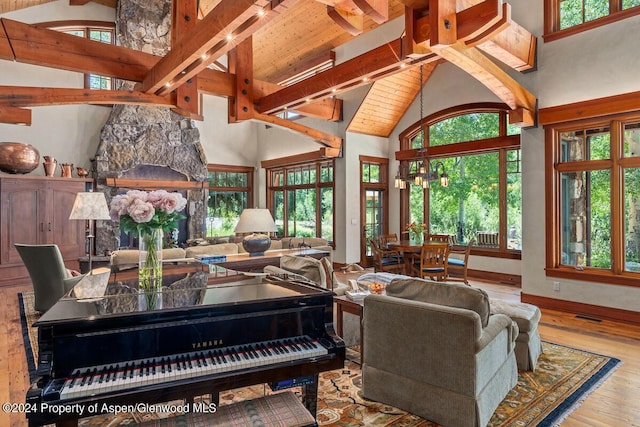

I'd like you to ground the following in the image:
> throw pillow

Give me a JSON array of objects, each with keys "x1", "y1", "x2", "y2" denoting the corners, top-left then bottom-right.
[{"x1": 386, "y1": 278, "x2": 491, "y2": 327}]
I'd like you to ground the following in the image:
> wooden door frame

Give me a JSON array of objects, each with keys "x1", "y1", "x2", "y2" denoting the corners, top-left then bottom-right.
[{"x1": 359, "y1": 155, "x2": 389, "y2": 266}]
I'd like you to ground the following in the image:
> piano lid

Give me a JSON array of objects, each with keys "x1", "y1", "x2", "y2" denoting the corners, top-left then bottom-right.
[{"x1": 36, "y1": 267, "x2": 329, "y2": 326}]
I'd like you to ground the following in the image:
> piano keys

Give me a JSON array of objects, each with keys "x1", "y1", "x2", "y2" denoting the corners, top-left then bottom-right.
[{"x1": 26, "y1": 267, "x2": 345, "y2": 426}]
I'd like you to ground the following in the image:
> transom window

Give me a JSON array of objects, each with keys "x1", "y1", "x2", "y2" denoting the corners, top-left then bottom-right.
[
  {"x1": 545, "y1": 0, "x2": 640, "y2": 40},
  {"x1": 206, "y1": 165, "x2": 253, "y2": 237},
  {"x1": 266, "y1": 160, "x2": 334, "y2": 242},
  {"x1": 397, "y1": 103, "x2": 521, "y2": 257},
  {"x1": 545, "y1": 113, "x2": 640, "y2": 286},
  {"x1": 44, "y1": 22, "x2": 115, "y2": 90}
]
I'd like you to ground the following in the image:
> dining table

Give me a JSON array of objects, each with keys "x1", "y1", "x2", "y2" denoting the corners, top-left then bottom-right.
[{"x1": 387, "y1": 240, "x2": 450, "y2": 275}]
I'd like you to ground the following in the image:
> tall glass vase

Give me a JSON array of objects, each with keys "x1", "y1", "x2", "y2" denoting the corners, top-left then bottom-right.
[
  {"x1": 411, "y1": 231, "x2": 424, "y2": 245},
  {"x1": 139, "y1": 228, "x2": 163, "y2": 310}
]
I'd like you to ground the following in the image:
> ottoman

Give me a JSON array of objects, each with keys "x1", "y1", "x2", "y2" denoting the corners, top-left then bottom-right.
[{"x1": 490, "y1": 299, "x2": 542, "y2": 371}]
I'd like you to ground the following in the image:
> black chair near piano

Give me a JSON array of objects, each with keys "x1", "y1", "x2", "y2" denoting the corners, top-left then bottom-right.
[{"x1": 15, "y1": 243, "x2": 86, "y2": 312}]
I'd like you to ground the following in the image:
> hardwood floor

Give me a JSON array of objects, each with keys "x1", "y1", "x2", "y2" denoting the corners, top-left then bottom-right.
[{"x1": 1, "y1": 280, "x2": 639, "y2": 427}]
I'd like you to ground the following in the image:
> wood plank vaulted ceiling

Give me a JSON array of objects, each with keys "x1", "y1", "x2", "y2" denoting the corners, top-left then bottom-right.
[{"x1": 0, "y1": 0, "x2": 536, "y2": 149}]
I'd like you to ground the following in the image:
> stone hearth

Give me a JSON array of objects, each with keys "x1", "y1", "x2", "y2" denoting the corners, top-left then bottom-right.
[{"x1": 94, "y1": 0, "x2": 208, "y2": 256}]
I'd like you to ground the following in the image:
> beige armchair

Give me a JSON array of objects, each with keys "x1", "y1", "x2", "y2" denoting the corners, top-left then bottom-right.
[{"x1": 362, "y1": 278, "x2": 518, "y2": 427}]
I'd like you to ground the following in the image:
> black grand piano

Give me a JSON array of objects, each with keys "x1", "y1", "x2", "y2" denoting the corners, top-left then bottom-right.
[{"x1": 26, "y1": 265, "x2": 345, "y2": 426}]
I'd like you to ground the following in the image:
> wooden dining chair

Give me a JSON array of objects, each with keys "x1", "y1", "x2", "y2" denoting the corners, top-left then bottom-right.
[
  {"x1": 379, "y1": 233, "x2": 399, "y2": 247},
  {"x1": 429, "y1": 234, "x2": 451, "y2": 244},
  {"x1": 370, "y1": 239, "x2": 404, "y2": 274},
  {"x1": 447, "y1": 238, "x2": 475, "y2": 285},
  {"x1": 411, "y1": 243, "x2": 450, "y2": 281}
]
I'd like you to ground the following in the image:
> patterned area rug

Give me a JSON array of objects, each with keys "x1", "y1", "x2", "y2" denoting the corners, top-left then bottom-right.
[{"x1": 19, "y1": 292, "x2": 621, "y2": 426}]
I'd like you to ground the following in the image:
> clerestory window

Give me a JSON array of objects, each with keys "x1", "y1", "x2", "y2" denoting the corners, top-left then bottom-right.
[
  {"x1": 42, "y1": 21, "x2": 116, "y2": 90},
  {"x1": 544, "y1": 0, "x2": 640, "y2": 41}
]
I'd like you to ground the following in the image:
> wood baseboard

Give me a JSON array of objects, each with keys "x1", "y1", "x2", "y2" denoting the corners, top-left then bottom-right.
[
  {"x1": 521, "y1": 292, "x2": 640, "y2": 326},
  {"x1": 467, "y1": 269, "x2": 521, "y2": 286}
]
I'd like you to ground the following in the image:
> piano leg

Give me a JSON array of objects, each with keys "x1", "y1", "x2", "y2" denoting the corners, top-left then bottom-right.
[
  {"x1": 300, "y1": 373, "x2": 319, "y2": 419},
  {"x1": 55, "y1": 419, "x2": 78, "y2": 427}
]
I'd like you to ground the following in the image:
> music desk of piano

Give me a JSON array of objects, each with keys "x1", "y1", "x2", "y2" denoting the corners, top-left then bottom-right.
[{"x1": 26, "y1": 264, "x2": 345, "y2": 427}]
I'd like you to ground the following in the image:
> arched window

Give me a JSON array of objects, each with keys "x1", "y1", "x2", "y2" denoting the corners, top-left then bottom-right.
[{"x1": 396, "y1": 103, "x2": 521, "y2": 258}]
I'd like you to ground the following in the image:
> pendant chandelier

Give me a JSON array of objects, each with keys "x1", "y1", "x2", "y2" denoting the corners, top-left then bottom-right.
[{"x1": 394, "y1": 65, "x2": 449, "y2": 190}]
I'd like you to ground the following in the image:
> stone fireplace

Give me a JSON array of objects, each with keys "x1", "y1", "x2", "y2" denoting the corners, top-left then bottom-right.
[{"x1": 93, "y1": 0, "x2": 208, "y2": 256}]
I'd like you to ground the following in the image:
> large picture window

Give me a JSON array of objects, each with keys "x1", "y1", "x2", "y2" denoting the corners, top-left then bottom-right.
[
  {"x1": 206, "y1": 165, "x2": 253, "y2": 237},
  {"x1": 266, "y1": 160, "x2": 334, "y2": 242},
  {"x1": 397, "y1": 103, "x2": 521, "y2": 257},
  {"x1": 546, "y1": 113, "x2": 640, "y2": 286}
]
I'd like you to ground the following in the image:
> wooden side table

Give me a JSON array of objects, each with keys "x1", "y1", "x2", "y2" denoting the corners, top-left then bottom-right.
[{"x1": 334, "y1": 295, "x2": 364, "y2": 364}]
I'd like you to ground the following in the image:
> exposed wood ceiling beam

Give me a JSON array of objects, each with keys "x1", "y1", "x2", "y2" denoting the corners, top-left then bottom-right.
[
  {"x1": 0, "y1": 86, "x2": 173, "y2": 107},
  {"x1": 254, "y1": 112, "x2": 342, "y2": 149},
  {"x1": 0, "y1": 106, "x2": 31, "y2": 125},
  {"x1": 327, "y1": 6, "x2": 364, "y2": 35},
  {"x1": 0, "y1": 20, "x2": 14, "y2": 60},
  {"x1": 256, "y1": 0, "x2": 534, "y2": 117},
  {"x1": 228, "y1": 37, "x2": 255, "y2": 122},
  {"x1": 322, "y1": 0, "x2": 388, "y2": 34},
  {"x1": 0, "y1": 19, "x2": 344, "y2": 122},
  {"x1": 140, "y1": 0, "x2": 299, "y2": 96},
  {"x1": 255, "y1": 79, "x2": 343, "y2": 121},
  {"x1": 353, "y1": 0, "x2": 389, "y2": 23},
  {"x1": 430, "y1": 42, "x2": 536, "y2": 124},
  {"x1": 171, "y1": 0, "x2": 201, "y2": 119},
  {"x1": 256, "y1": 38, "x2": 439, "y2": 115},
  {"x1": 1, "y1": 18, "x2": 153, "y2": 81},
  {"x1": 272, "y1": 50, "x2": 335, "y2": 86},
  {"x1": 403, "y1": 0, "x2": 537, "y2": 126}
]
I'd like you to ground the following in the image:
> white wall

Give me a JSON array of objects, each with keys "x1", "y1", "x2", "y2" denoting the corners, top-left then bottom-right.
[
  {"x1": 0, "y1": 1, "x2": 115, "y2": 173},
  {"x1": 0, "y1": 1, "x2": 258, "y2": 177},
  {"x1": 522, "y1": 13, "x2": 640, "y2": 311}
]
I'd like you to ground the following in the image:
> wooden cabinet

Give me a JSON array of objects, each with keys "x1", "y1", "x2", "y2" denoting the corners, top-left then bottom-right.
[{"x1": 0, "y1": 175, "x2": 89, "y2": 286}]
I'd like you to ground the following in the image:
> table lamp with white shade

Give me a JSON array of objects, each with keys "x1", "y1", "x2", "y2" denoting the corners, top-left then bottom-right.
[
  {"x1": 234, "y1": 208, "x2": 277, "y2": 256},
  {"x1": 69, "y1": 191, "x2": 111, "y2": 274}
]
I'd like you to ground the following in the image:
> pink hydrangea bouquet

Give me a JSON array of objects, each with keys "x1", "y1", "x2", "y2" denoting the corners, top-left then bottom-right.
[{"x1": 110, "y1": 190, "x2": 187, "y2": 234}]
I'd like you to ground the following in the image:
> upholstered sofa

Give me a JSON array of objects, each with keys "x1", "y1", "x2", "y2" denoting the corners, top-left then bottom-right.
[
  {"x1": 110, "y1": 237, "x2": 332, "y2": 270},
  {"x1": 362, "y1": 278, "x2": 518, "y2": 427},
  {"x1": 182, "y1": 237, "x2": 331, "y2": 258}
]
